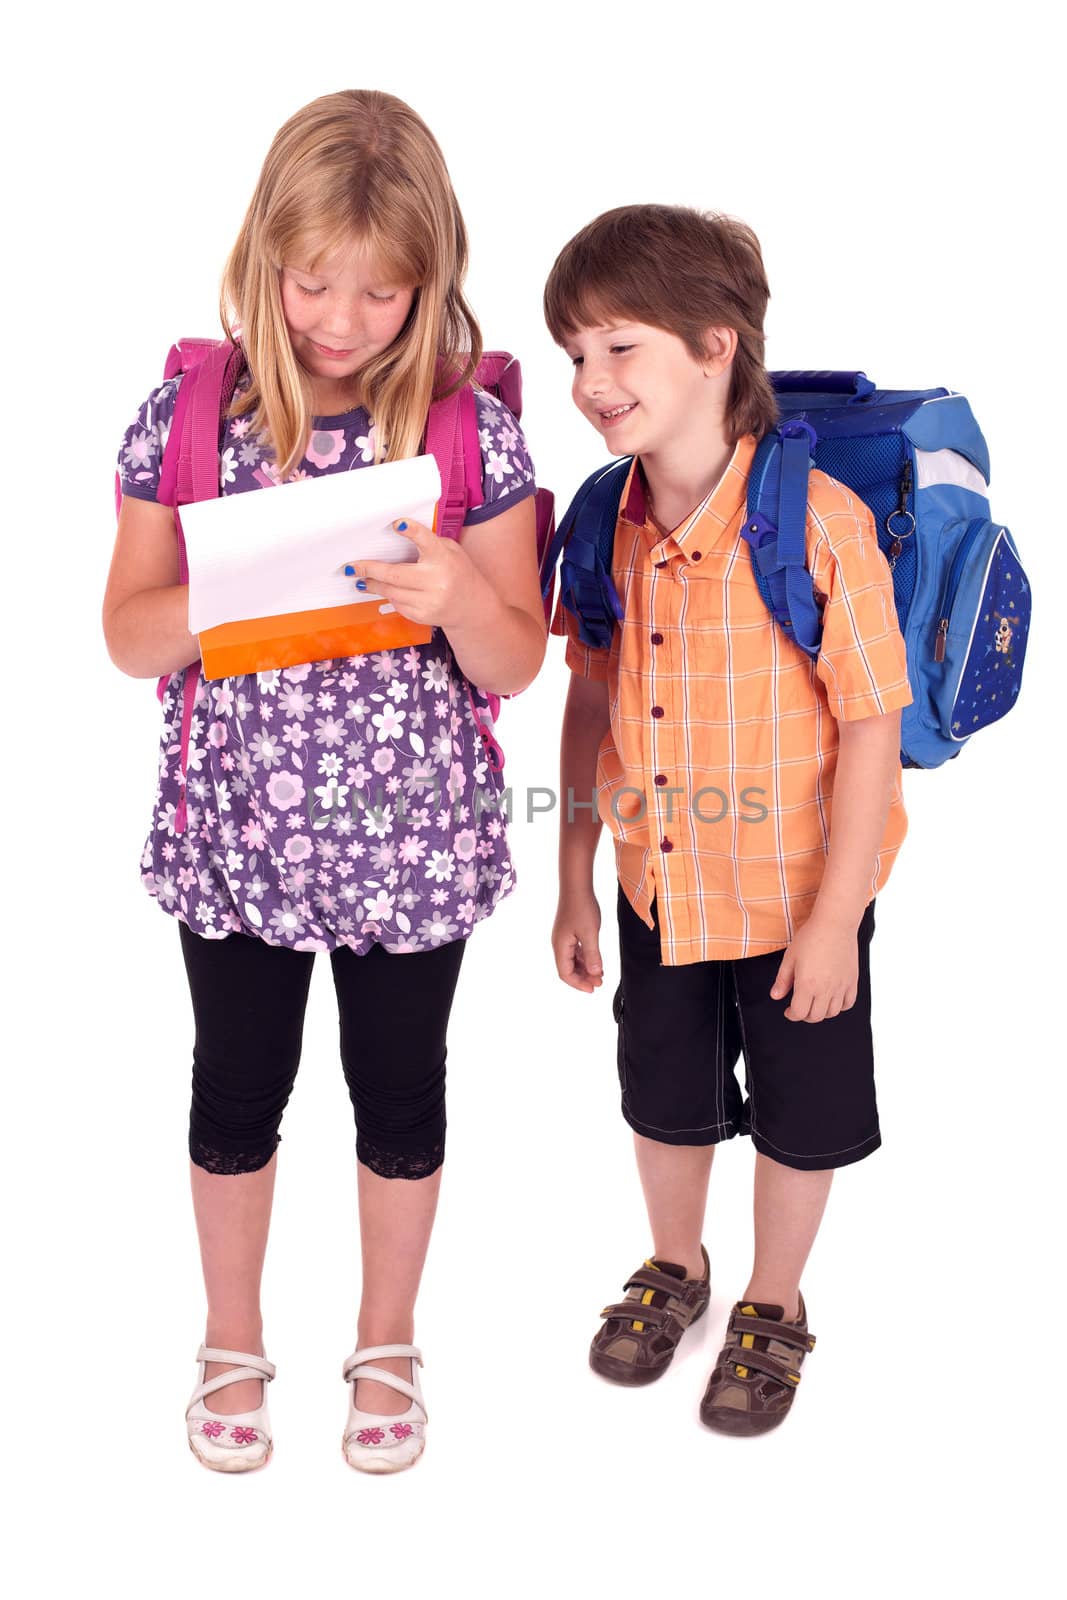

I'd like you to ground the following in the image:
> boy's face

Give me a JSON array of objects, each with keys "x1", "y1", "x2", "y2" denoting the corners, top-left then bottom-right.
[{"x1": 562, "y1": 320, "x2": 712, "y2": 456}]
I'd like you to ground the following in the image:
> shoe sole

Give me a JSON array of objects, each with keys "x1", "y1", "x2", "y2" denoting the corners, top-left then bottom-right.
[
  {"x1": 188, "y1": 1437, "x2": 273, "y2": 1473},
  {"x1": 589, "y1": 1296, "x2": 709, "y2": 1386},
  {"x1": 699, "y1": 1405, "x2": 788, "y2": 1437},
  {"x1": 342, "y1": 1439, "x2": 425, "y2": 1474}
]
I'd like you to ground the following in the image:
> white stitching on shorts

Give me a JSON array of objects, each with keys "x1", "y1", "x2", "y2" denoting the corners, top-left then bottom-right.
[{"x1": 750, "y1": 1128, "x2": 881, "y2": 1160}]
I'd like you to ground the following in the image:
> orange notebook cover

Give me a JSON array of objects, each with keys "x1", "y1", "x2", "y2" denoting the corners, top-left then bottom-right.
[{"x1": 199, "y1": 601, "x2": 433, "y2": 680}]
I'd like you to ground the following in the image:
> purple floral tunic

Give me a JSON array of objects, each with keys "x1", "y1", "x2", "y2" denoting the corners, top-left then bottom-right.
[{"x1": 117, "y1": 368, "x2": 536, "y2": 955}]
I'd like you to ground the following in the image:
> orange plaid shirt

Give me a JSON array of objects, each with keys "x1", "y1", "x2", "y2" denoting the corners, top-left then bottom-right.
[{"x1": 557, "y1": 434, "x2": 913, "y2": 963}]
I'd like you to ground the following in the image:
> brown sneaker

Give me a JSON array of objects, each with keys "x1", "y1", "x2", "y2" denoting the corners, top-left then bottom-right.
[
  {"x1": 699, "y1": 1294, "x2": 816, "y2": 1436},
  {"x1": 589, "y1": 1247, "x2": 710, "y2": 1386}
]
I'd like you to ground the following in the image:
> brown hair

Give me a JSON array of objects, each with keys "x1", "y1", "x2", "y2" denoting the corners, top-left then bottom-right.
[
  {"x1": 219, "y1": 89, "x2": 482, "y2": 477},
  {"x1": 544, "y1": 204, "x2": 777, "y2": 442}
]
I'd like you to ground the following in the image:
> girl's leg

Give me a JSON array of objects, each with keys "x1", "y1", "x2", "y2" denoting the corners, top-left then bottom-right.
[
  {"x1": 190, "y1": 1156, "x2": 277, "y2": 1413},
  {"x1": 180, "y1": 924, "x2": 315, "y2": 1414},
  {"x1": 633, "y1": 1134, "x2": 714, "y2": 1281},
  {"x1": 331, "y1": 938, "x2": 465, "y2": 1415},
  {"x1": 743, "y1": 1154, "x2": 834, "y2": 1319}
]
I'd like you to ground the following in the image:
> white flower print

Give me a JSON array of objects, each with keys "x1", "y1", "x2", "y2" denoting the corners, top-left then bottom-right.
[
  {"x1": 353, "y1": 425, "x2": 376, "y2": 463},
  {"x1": 362, "y1": 889, "x2": 395, "y2": 921},
  {"x1": 372, "y1": 706, "x2": 406, "y2": 742},
  {"x1": 314, "y1": 778, "x2": 350, "y2": 811},
  {"x1": 484, "y1": 449, "x2": 514, "y2": 485},
  {"x1": 220, "y1": 447, "x2": 237, "y2": 487},
  {"x1": 421, "y1": 657, "x2": 450, "y2": 693},
  {"x1": 425, "y1": 850, "x2": 455, "y2": 883}
]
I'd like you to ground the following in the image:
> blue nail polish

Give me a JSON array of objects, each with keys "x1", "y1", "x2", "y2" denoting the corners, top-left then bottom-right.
[
  {"x1": 344, "y1": 564, "x2": 355, "y2": 576},
  {"x1": 397, "y1": 520, "x2": 408, "y2": 531},
  {"x1": 355, "y1": 579, "x2": 368, "y2": 592}
]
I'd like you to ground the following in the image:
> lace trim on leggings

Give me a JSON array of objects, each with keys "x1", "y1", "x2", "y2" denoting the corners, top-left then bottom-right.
[
  {"x1": 357, "y1": 1135, "x2": 445, "y2": 1181},
  {"x1": 189, "y1": 1136, "x2": 280, "y2": 1176}
]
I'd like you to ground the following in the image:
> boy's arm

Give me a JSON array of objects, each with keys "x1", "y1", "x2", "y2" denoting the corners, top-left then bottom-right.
[
  {"x1": 771, "y1": 708, "x2": 902, "y2": 1022},
  {"x1": 773, "y1": 486, "x2": 912, "y2": 1022},
  {"x1": 554, "y1": 670, "x2": 611, "y2": 992}
]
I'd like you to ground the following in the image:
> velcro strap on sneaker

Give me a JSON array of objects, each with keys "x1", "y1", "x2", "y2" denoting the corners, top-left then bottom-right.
[
  {"x1": 623, "y1": 1268, "x2": 695, "y2": 1301},
  {"x1": 726, "y1": 1311, "x2": 815, "y2": 1350},
  {"x1": 599, "y1": 1299, "x2": 672, "y2": 1330},
  {"x1": 727, "y1": 1346, "x2": 802, "y2": 1386}
]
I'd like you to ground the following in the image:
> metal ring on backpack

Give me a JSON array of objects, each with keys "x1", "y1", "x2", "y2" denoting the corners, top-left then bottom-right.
[{"x1": 886, "y1": 508, "x2": 916, "y2": 539}]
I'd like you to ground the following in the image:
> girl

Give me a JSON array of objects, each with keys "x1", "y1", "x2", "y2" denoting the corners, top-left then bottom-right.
[{"x1": 104, "y1": 90, "x2": 545, "y2": 1475}]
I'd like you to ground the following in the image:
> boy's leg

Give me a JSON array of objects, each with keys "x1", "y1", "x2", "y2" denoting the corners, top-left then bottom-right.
[
  {"x1": 744, "y1": 1154, "x2": 833, "y2": 1321},
  {"x1": 634, "y1": 1133, "x2": 714, "y2": 1283},
  {"x1": 589, "y1": 891, "x2": 742, "y2": 1386}
]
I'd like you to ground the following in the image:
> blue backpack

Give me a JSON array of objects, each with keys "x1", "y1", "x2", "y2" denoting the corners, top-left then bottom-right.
[{"x1": 543, "y1": 370, "x2": 1030, "y2": 769}]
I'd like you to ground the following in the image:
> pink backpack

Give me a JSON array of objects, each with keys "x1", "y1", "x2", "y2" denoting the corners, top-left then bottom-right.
[{"x1": 114, "y1": 338, "x2": 556, "y2": 835}]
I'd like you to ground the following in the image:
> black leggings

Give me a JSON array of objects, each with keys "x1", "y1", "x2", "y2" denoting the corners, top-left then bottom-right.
[{"x1": 179, "y1": 924, "x2": 466, "y2": 1180}]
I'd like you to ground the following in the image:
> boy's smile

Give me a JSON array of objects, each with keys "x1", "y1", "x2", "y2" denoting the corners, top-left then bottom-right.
[{"x1": 565, "y1": 320, "x2": 724, "y2": 457}]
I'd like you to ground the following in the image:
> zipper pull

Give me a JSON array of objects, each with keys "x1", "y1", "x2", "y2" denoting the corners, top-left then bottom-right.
[{"x1": 934, "y1": 618, "x2": 948, "y2": 663}]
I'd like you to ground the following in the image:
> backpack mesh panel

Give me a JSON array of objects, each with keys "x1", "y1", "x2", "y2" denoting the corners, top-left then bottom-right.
[{"x1": 812, "y1": 435, "x2": 915, "y2": 624}]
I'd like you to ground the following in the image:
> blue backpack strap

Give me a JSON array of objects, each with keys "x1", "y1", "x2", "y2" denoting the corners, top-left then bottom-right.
[
  {"x1": 545, "y1": 457, "x2": 630, "y2": 649},
  {"x1": 741, "y1": 422, "x2": 822, "y2": 659}
]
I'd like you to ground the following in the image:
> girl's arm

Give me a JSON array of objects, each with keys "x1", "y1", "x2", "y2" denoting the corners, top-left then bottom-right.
[
  {"x1": 554, "y1": 669, "x2": 612, "y2": 992},
  {"x1": 103, "y1": 497, "x2": 199, "y2": 679},
  {"x1": 451, "y1": 497, "x2": 547, "y2": 694}
]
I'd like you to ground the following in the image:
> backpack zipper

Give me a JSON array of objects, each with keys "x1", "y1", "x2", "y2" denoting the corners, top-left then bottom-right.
[
  {"x1": 887, "y1": 460, "x2": 914, "y2": 568},
  {"x1": 933, "y1": 519, "x2": 986, "y2": 662}
]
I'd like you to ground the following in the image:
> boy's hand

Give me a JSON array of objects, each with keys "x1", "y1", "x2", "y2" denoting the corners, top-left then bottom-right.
[
  {"x1": 348, "y1": 518, "x2": 485, "y2": 630},
  {"x1": 553, "y1": 892, "x2": 604, "y2": 993},
  {"x1": 770, "y1": 913, "x2": 860, "y2": 1023}
]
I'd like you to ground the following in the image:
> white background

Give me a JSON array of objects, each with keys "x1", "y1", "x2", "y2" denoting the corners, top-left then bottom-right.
[{"x1": 5, "y1": 2, "x2": 1061, "y2": 1594}]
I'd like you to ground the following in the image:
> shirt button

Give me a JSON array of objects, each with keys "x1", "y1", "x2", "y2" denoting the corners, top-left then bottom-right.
[
  {"x1": 650, "y1": 632, "x2": 664, "y2": 645},
  {"x1": 690, "y1": 550, "x2": 702, "y2": 561},
  {"x1": 654, "y1": 774, "x2": 668, "y2": 786},
  {"x1": 661, "y1": 837, "x2": 674, "y2": 852},
  {"x1": 654, "y1": 559, "x2": 669, "y2": 569},
  {"x1": 651, "y1": 705, "x2": 664, "y2": 718}
]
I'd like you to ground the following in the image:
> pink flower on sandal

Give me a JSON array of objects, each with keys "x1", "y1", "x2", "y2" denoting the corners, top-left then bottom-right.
[
  {"x1": 200, "y1": 1420, "x2": 226, "y2": 1438},
  {"x1": 389, "y1": 1423, "x2": 414, "y2": 1440},
  {"x1": 230, "y1": 1426, "x2": 258, "y2": 1444},
  {"x1": 356, "y1": 1427, "x2": 386, "y2": 1445}
]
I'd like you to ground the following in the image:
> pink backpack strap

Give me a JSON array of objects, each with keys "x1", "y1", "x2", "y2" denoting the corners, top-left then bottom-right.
[{"x1": 154, "y1": 339, "x2": 245, "y2": 833}]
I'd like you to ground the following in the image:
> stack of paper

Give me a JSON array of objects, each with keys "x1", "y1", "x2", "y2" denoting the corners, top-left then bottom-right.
[{"x1": 179, "y1": 454, "x2": 441, "y2": 678}]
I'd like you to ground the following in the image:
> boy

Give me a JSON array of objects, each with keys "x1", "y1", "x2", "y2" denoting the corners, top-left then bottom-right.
[{"x1": 545, "y1": 206, "x2": 911, "y2": 1435}]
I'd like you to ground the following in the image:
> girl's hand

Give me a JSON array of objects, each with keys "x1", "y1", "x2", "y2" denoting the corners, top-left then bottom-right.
[
  {"x1": 348, "y1": 518, "x2": 487, "y2": 631},
  {"x1": 553, "y1": 892, "x2": 604, "y2": 993},
  {"x1": 770, "y1": 913, "x2": 860, "y2": 1023}
]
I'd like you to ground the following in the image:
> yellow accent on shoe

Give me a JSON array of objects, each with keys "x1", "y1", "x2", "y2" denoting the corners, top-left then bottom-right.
[
  {"x1": 631, "y1": 1261, "x2": 662, "y2": 1331},
  {"x1": 735, "y1": 1303, "x2": 759, "y2": 1378},
  {"x1": 632, "y1": 1285, "x2": 657, "y2": 1333}
]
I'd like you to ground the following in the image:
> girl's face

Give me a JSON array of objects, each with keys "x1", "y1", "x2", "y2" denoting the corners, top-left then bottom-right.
[{"x1": 279, "y1": 236, "x2": 417, "y2": 410}]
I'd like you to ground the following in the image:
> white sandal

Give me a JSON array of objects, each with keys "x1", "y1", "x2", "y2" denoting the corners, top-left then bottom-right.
[
  {"x1": 342, "y1": 1344, "x2": 427, "y2": 1474},
  {"x1": 186, "y1": 1345, "x2": 276, "y2": 1473}
]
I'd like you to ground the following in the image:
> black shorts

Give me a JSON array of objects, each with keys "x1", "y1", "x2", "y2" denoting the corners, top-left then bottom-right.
[{"x1": 614, "y1": 888, "x2": 881, "y2": 1171}]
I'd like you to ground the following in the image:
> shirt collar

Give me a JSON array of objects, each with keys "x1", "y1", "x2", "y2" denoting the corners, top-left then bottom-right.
[{"x1": 621, "y1": 434, "x2": 759, "y2": 555}]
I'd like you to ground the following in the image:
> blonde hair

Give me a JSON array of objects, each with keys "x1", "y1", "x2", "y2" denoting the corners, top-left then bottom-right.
[{"x1": 219, "y1": 89, "x2": 482, "y2": 477}]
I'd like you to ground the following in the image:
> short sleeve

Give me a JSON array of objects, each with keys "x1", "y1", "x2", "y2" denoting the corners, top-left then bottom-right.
[
  {"x1": 116, "y1": 375, "x2": 183, "y2": 502},
  {"x1": 553, "y1": 592, "x2": 612, "y2": 682},
  {"x1": 462, "y1": 388, "x2": 537, "y2": 526},
  {"x1": 808, "y1": 474, "x2": 913, "y2": 722}
]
